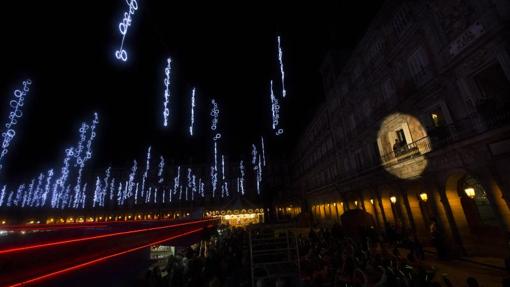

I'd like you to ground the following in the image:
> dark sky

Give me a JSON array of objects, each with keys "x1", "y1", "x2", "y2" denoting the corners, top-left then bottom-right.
[{"x1": 0, "y1": 1, "x2": 383, "y2": 182}]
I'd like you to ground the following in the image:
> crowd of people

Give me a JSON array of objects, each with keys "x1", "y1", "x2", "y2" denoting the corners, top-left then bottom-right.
[
  {"x1": 138, "y1": 222, "x2": 509, "y2": 287},
  {"x1": 141, "y1": 226, "x2": 251, "y2": 287}
]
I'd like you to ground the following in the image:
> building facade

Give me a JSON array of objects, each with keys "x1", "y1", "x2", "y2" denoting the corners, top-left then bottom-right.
[{"x1": 290, "y1": 0, "x2": 510, "y2": 258}]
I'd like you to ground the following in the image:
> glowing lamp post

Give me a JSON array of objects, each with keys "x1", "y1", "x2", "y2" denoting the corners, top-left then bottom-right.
[
  {"x1": 390, "y1": 196, "x2": 397, "y2": 204},
  {"x1": 464, "y1": 187, "x2": 476, "y2": 199},
  {"x1": 419, "y1": 192, "x2": 428, "y2": 202}
]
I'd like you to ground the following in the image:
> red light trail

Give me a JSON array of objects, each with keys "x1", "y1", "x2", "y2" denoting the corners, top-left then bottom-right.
[
  {"x1": 6, "y1": 227, "x2": 204, "y2": 287},
  {"x1": 0, "y1": 218, "x2": 215, "y2": 255}
]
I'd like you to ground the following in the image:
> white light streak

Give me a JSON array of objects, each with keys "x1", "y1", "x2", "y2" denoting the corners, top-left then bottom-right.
[{"x1": 158, "y1": 156, "x2": 165, "y2": 183}]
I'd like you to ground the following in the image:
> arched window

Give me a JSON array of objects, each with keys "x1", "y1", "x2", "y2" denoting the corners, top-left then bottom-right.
[{"x1": 460, "y1": 175, "x2": 498, "y2": 227}]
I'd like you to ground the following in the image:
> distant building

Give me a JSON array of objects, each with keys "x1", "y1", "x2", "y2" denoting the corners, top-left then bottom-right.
[{"x1": 289, "y1": 0, "x2": 510, "y2": 258}]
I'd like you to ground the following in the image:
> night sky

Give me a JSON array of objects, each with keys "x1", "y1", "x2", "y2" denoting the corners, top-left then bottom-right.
[{"x1": 0, "y1": 1, "x2": 382, "y2": 183}]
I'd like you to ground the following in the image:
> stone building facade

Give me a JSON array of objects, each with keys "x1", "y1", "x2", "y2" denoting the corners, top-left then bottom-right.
[{"x1": 290, "y1": 0, "x2": 510, "y2": 258}]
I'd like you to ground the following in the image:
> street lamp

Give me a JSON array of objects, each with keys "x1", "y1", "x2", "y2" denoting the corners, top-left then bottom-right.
[
  {"x1": 370, "y1": 198, "x2": 374, "y2": 205},
  {"x1": 419, "y1": 192, "x2": 428, "y2": 202},
  {"x1": 390, "y1": 196, "x2": 397, "y2": 204},
  {"x1": 464, "y1": 187, "x2": 476, "y2": 199}
]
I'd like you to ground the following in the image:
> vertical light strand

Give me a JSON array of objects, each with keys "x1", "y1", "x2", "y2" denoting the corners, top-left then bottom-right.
[
  {"x1": 261, "y1": 136, "x2": 266, "y2": 166},
  {"x1": 0, "y1": 79, "x2": 31, "y2": 172},
  {"x1": 277, "y1": 35, "x2": 287, "y2": 98},
  {"x1": 163, "y1": 57, "x2": 171, "y2": 127},
  {"x1": 189, "y1": 88, "x2": 196, "y2": 136}
]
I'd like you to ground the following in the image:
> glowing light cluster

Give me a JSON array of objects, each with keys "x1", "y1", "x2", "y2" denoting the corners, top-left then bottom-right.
[
  {"x1": 115, "y1": 0, "x2": 138, "y2": 62},
  {"x1": 0, "y1": 79, "x2": 32, "y2": 171},
  {"x1": 163, "y1": 58, "x2": 171, "y2": 127}
]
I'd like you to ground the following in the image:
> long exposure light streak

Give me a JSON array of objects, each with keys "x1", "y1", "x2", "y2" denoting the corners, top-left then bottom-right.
[
  {"x1": 115, "y1": 0, "x2": 138, "y2": 62},
  {"x1": 0, "y1": 79, "x2": 31, "y2": 172},
  {"x1": 189, "y1": 88, "x2": 196, "y2": 136},
  {"x1": 277, "y1": 36, "x2": 287, "y2": 98},
  {"x1": 163, "y1": 57, "x2": 171, "y2": 126},
  {"x1": 6, "y1": 227, "x2": 206, "y2": 287},
  {"x1": 0, "y1": 219, "x2": 214, "y2": 255}
]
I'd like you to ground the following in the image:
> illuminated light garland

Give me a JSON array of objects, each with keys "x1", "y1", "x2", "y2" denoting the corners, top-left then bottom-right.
[
  {"x1": 240, "y1": 160, "x2": 245, "y2": 195},
  {"x1": 221, "y1": 155, "x2": 225, "y2": 181},
  {"x1": 147, "y1": 187, "x2": 152, "y2": 203},
  {"x1": 256, "y1": 154, "x2": 262, "y2": 195},
  {"x1": 163, "y1": 58, "x2": 171, "y2": 127},
  {"x1": 6, "y1": 191, "x2": 13, "y2": 207},
  {"x1": 0, "y1": 79, "x2": 32, "y2": 172},
  {"x1": 252, "y1": 144, "x2": 257, "y2": 165},
  {"x1": 117, "y1": 182, "x2": 123, "y2": 206},
  {"x1": 261, "y1": 136, "x2": 266, "y2": 166},
  {"x1": 115, "y1": 0, "x2": 138, "y2": 62},
  {"x1": 33, "y1": 173, "x2": 44, "y2": 207},
  {"x1": 153, "y1": 188, "x2": 157, "y2": 204},
  {"x1": 141, "y1": 146, "x2": 151, "y2": 199},
  {"x1": 173, "y1": 166, "x2": 180, "y2": 195},
  {"x1": 81, "y1": 183, "x2": 87, "y2": 209},
  {"x1": 109, "y1": 178, "x2": 116, "y2": 202},
  {"x1": 211, "y1": 142, "x2": 218, "y2": 197},
  {"x1": 101, "y1": 166, "x2": 111, "y2": 207},
  {"x1": 123, "y1": 180, "x2": 128, "y2": 204},
  {"x1": 189, "y1": 88, "x2": 196, "y2": 136},
  {"x1": 14, "y1": 184, "x2": 25, "y2": 207},
  {"x1": 270, "y1": 81, "x2": 283, "y2": 136},
  {"x1": 277, "y1": 36, "x2": 287, "y2": 98},
  {"x1": 92, "y1": 177, "x2": 101, "y2": 208},
  {"x1": 210, "y1": 100, "x2": 221, "y2": 197},
  {"x1": 134, "y1": 182, "x2": 139, "y2": 205},
  {"x1": 158, "y1": 156, "x2": 164, "y2": 183},
  {"x1": 43, "y1": 169, "x2": 54, "y2": 208},
  {"x1": 200, "y1": 179, "x2": 205, "y2": 198},
  {"x1": 127, "y1": 160, "x2": 137, "y2": 200},
  {"x1": 0, "y1": 185, "x2": 6, "y2": 207},
  {"x1": 192, "y1": 175, "x2": 196, "y2": 201},
  {"x1": 210, "y1": 99, "x2": 221, "y2": 140},
  {"x1": 23, "y1": 179, "x2": 35, "y2": 208}
]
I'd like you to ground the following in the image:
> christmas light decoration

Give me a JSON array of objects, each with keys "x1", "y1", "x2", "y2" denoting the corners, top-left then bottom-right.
[
  {"x1": 163, "y1": 57, "x2": 171, "y2": 126},
  {"x1": 277, "y1": 36, "x2": 287, "y2": 98},
  {"x1": 141, "y1": 146, "x2": 151, "y2": 199},
  {"x1": 261, "y1": 136, "x2": 266, "y2": 166},
  {"x1": 115, "y1": 0, "x2": 138, "y2": 61},
  {"x1": 189, "y1": 88, "x2": 196, "y2": 136},
  {"x1": 270, "y1": 81, "x2": 283, "y2": 136},
  {"x1": 0, "y1": 79, "x2": 31, "y2": 172},
  {"x1": 158, "y1": 156, "x2": 164, "y2": 183},
  {"x1": 240, "y1": 160, "x2": 245, "y2": 195}
]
